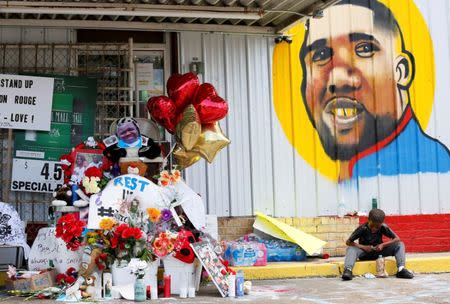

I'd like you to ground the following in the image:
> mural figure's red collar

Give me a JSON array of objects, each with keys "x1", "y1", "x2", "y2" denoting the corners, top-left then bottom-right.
[{"x1": 348, "y1": 105, "x2": 413, "y2": 178}]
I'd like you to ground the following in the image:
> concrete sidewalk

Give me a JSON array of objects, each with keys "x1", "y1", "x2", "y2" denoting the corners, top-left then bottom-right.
[{"x1": 232, "y1": 252, "x2": 450, "y2": 280}]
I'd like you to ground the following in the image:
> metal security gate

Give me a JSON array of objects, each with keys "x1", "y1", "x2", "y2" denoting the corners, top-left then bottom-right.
[{"x1": 0, "y1": 41, "x2": 134, "y2": 222}]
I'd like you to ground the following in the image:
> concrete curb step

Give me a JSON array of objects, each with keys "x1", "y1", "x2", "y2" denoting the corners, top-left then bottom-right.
[{"x1": 231, "y1": 255, "x2": 450, "y2": 280}]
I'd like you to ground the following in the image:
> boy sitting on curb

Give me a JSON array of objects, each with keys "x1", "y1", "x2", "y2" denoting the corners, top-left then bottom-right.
[{"x1": 342, "y1": 208, "x2": 414, "y2": 280}]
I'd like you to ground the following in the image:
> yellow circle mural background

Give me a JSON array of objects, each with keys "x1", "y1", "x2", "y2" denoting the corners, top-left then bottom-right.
[{"x1": 272, "y1": 0, "x2": 435, "y2": 181}]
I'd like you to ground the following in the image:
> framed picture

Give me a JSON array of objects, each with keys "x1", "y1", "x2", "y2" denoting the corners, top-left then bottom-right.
[
  {"x1": 190, "y1": 241, "x2": 229, "y2": 297},
  {"x1": 70, "y1": 149, "x2": 104, "y2": 184}
]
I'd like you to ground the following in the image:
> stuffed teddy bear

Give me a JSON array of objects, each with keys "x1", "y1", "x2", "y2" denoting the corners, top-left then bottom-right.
[
  {"x1": 79, "y1": 275, "x2": 96, "y2": 299},
  {"x1": 51, "y1": 184, "x2": 72, "y2": 207}
]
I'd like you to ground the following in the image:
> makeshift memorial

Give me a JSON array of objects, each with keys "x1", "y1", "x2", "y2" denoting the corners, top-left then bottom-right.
[{"x1": 147, "y1": 72, "x2": 230, "y2": 168}]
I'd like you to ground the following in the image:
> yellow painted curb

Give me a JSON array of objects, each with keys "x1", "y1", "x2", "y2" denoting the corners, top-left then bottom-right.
[{"x1": 231, "y1": 256, "x2": 450, "y2": 280}]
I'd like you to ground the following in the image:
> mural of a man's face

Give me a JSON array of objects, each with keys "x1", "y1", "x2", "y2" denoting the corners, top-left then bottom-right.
[
  {"x1": 117, "y1": 121, "x2": 139, "y2": 144},
  {"x1": 300, "y1": 2, "x2": 413, "y2": 160}
]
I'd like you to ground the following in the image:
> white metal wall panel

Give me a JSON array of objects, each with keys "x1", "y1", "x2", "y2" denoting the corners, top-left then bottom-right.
[
  {"x1": 246, "y1": 36, "x2": 275, "y2": 216},
  {"x1": 202, "y1": 33, "x2": 232, "y2": 216},
  {"x1": 223, "y1": 34, "x2": 252, "y2": 216}
]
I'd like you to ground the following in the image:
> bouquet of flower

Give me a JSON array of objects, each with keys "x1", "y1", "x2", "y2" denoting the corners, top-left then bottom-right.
[
  {"x1": 151, "y1": 231, "x2": 178, "y2": 258},
  {"x1": 55, "y1": 213, "x2": 86, "y2": 251},
  {"x1": 155, "y1": 167, "x2": 181, "y2": 187},
  {"x1": 55, "y1": 267, "x2": 78, "y2": 287},
  {"x1": 97, "y1": 217, "x2": 154, "y2": 264},
  {"x1": 128, "y1": 259, "x2": 148, "y2": 279}
]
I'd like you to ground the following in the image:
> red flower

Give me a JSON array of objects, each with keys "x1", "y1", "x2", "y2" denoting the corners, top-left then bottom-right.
[
  {"x1": 111, "y1": 236, "x2": 118, "y2": 249},
  {"x1": 114, "y1": 223, "x2": 129, "y2": 237},
  {"x1": 65, "y1": 276, "x2": 76, "y2": 284},
  {"x1": 56, "y1": 273, "x2": 66, "y2": 284},
  {"x1": 122, "y1": 227, "x2": 142, "y2": 240},
  {"x1": 55, "y1": 214, "x2": 86, "y2": 251},
  {"x1": 95, "y1": 256, "x2": 106, "y2": 271},
  {"x1": 84, "y1": 166, "x2": 102, "y2": 179},
  {"x1": 66, "y1": 267, "x2": 76, "y2": 276}
]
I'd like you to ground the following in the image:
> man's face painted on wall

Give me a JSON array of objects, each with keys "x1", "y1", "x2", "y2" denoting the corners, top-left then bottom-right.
[
  {"x1": 301, "y1": 5, "x2": 407, "y2": 160},
  {"x1": 117, "y1": 121, "x2": 139, "y2": 144}
]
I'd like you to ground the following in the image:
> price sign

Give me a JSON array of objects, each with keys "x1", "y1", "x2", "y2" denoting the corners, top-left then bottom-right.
[{"x1": 11, "y1": 158, "x2": 63, "y2": 193}]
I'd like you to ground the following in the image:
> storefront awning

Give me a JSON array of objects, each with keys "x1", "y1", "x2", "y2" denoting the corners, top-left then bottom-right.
[{"x1": 0, "y1": 0, "x2": 340, "y2": 35}]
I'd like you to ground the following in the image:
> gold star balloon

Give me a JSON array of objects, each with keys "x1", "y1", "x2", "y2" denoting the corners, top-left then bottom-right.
[
  {"x1": 173, "y1": 144, "x2": 202, "y2": 169},
  {"x1": 192, "y1": 122, "x2": 230, "y2": 163}
]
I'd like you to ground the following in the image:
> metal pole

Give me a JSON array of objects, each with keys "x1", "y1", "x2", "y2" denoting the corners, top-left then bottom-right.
[
  {"x1": 3, "y1": 129, "x2": 13, "y2": 202},
  {"x1": 128, "y1": 37, "x2": 134, "y2": 118}
]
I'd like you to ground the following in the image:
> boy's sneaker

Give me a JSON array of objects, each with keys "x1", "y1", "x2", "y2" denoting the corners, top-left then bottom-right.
[
  {"x1": 342, "y1": 268, "x2": 353, "y2": 281},
  {"x1": 396, "y1": 268, "x2": 414, "y2": 279}
]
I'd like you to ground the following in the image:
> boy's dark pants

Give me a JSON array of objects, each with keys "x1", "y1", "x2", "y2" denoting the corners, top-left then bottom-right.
[{"x1": 344, "y1": 241, "x2": 406, "y2": 271}]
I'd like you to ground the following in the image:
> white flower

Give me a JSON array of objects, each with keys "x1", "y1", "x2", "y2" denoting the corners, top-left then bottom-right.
[
  {"x1": 82, "y1": 176, "x2": 101, "y2": 194},
  {"x1": 128, "y1": 259, "x2": 147, "y2": 274},
  {"x1": 6, "y1": 265, "x2": 16, "y2": 279},
  {"x1": 85, "y1": 136, "x2": 97, "y2": 148}
]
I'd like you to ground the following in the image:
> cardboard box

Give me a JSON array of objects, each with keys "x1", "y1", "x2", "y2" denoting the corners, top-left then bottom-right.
[{"x1": 5, "y1": 270, "x2": 55, "y2": 291}]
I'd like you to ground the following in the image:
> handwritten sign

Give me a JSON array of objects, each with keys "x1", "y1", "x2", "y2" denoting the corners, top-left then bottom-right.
[
  {"x1": 0, "y1": 74, "x2": 54, "y2": 131},
  {"x1": 28, "y1": 227, "x2": 82, "y2": 273},
  {"x1": 87, "y1": 174, "x2": 165, "y2": 229}
]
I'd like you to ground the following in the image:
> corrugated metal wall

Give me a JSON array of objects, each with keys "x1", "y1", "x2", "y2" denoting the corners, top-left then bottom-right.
[
  {"x1": 181, "y1": 0, "x2": 450, "y2": 218},
  {"x1": 180, "y1": 32, "x2": 282, "y2": 217}
]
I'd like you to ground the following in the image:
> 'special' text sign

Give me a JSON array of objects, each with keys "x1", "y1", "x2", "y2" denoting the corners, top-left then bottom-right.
[{"x1": 0, "y1": 74, "x2": 54, "y2": 131}]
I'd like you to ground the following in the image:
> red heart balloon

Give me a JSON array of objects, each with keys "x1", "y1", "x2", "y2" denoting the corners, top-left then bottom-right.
[
  {"x1": 194, "y1": 95, "x2": 229, "y2": 124},
  {"x1": 193, "y1": 83, "x2": 217, "y2": 102},
  {"x1": 167, "y1": 73, "x2": 199, "y2": 112},
  {"x1": 147, "y1": 96, "x2": 179, "y2": 133}
]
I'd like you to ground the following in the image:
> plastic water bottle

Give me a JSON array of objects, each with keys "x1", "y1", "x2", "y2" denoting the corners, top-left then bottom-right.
[{"x1": 235, "y1": 271, "x2": 244, "y2": 297}]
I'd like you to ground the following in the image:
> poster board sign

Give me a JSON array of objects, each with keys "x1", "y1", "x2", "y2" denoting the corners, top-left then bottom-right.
[
  {"x1": 190, "y1": 241, "x2": 229, "y2": 297},
  {"x1": 87, "y1": 174, "x2": 164, "y2": 229},
  {"x1": 11, "y1": 158, "x2": 63, "y2": 193},
  {"x1": 0, "y1": 74, "x2": 54, "y2": 131},
  {"x1": 253, "y1": 212, "x2": 326, "y2": 255},
  {"x1": 28, "y1": 227, "x2": 82, "y2": 274}
]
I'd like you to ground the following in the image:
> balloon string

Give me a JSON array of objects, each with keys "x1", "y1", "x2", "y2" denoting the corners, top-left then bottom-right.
[{"x1": 161, "y1": 142, "x2": 176, "y2": 171}]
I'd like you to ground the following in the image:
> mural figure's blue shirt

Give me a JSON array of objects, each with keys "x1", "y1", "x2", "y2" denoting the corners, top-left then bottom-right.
[{"x1": 349, "y1": 107, "x2": 450, "y2": 179}]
